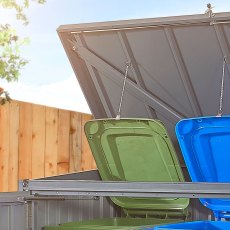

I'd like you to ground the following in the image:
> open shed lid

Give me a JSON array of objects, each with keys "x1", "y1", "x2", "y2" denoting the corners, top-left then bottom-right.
[
  {"x1": 57, "y1": 12, "x2": 230, "y2": 147},
  {"x1": 176, "y1": 116, "x2": 230, "y2": 219}
]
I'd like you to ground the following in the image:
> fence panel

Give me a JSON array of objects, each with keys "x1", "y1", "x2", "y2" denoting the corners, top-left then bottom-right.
[{"x1": 0, "y1": 100, "x2": 95, "y2": 192}]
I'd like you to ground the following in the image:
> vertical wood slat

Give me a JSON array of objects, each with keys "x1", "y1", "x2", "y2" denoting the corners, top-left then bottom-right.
[
  {"x1": 69, "y1": 112, "x2": 82, "y2": 172},
  {"x1": 45, "y1": 107, "x2": 58, "y2": 177},
  {"x1": 19, "y1": 102, "x2": 33, "y2": 180},
  {"x1": 57, "y1": 109, "x2": 70, "y2": 175},
  {"x1": 32, "y1": 104, "x2": 46, "y2": 179},
  {"x1": 9, "y1": 101, "x2": 19, "y2": 191},
  {"x1": 0, "y1": 103, "x2": 10, "y2": 191}
]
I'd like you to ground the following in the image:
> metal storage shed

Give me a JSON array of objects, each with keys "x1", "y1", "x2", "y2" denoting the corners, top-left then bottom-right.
[{"x1": 1, "y1": 11, "x2": 230, "y2": 230}]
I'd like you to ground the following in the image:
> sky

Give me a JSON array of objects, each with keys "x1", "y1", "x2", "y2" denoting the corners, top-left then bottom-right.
[{"x1": 1, "y1": 0, "x2": 230, "y2": 113}]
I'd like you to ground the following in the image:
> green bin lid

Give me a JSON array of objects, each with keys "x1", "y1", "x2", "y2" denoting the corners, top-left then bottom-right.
[{"x1": 84, "y1": 119, "x2": 189, "y2": 216}]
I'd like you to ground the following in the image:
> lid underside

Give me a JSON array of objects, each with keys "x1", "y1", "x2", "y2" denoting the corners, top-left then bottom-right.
[
  {"x1": 85, "y1": 119, "x2": 189, "y2": 215},
  {"x1": 58, "y1": 12, "x2": 230, "y2": 155}
]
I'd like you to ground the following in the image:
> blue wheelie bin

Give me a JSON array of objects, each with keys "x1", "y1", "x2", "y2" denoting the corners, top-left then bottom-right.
[{"x1": 153, "y1": 116, "x2": 230, "y2": 230}]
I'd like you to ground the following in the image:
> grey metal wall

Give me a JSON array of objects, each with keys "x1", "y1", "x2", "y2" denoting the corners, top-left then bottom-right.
[
  {"x1": 0, "y1": 196, "x2": 118, "y2": 230},
  {"x1": 32, "y1": 197, "x2": 119, "y2": 230},
  {"x1": 0, "y1": 203, "x2": 28, "y2": 230},
  {"x1": 0, "y1": 195, "x2": 214, "y2": 230},
  {"x1": 34, "y1": 200, "x2": 214, "y2": 229},
  {"x1": 0, "y1": 172, "x2": 215, "y2": 229}
]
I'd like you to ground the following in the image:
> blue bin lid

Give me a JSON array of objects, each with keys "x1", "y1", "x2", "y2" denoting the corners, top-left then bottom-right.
[{"x1": 176, "y1": 116, "x2": 230, "y2": 218}]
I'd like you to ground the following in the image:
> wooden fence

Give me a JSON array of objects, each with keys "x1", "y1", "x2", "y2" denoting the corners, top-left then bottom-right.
[{"x1": 0, "y1": 100, "x2": 96, "y2": 192}]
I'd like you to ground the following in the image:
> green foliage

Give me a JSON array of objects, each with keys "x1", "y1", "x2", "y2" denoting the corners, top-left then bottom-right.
[
  {"x1": 0, "y1": 0, "x2": 46, "y2": 104},
  {"x1": 0, "y1": 0, "x2": 46, "y2": 25},
  {"x1": 0, "y1": 87, "x2": 11, "y2": 105},
  {"x1": 0, "y1": 24, "x2": 28, "y2": 82}
]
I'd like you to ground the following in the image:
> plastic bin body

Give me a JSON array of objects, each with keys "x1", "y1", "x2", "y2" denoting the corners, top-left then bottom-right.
[
  {"x1": 44, "y1": 119, "x2": 189, "y2": 229},
  {"x1": 84, "y1": 118, "x2": 189, "y2": 216},
  {"x1": 176, "y1": 116, "x2": 230, "y2": 219},
  {"x1": 153, "y1": 116, "x2": 230, "y2": 230},
  {"x1": 152, "y1": 220, "x2": 230, "y2": 230},
  {"x1": 44, "y1": 218, "x2": 181, "y2": 230}
]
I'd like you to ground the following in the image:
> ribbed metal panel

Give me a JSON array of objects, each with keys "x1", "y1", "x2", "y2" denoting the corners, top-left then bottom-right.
[
  {"x1": 57, "y1": 12, "x2": 230, "y2": 155},
  {"x1": 0, "y1": 203, "x2": 28, "y2": 230},
  {"x1": 190, "y1": 199, "x2": 213, "y2": 221},
  {"x1": 0, "y1": 173, "x2": 216, "y2": 229},
  {"x1": 32, "y1": 196, "x2": 119, "y2": 230},
  {"x1": 34, "y1": 199, "x2": 214, "y2": 229},
  {"x1": 0, "y1": 193, "x2": 213, "y2": 229}
]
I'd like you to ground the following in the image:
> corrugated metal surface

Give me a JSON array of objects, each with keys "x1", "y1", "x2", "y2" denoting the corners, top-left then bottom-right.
[
  {"x1": 0, "y1": 194, "x2": 213, "y2": 229},
  {"x1": 57, "y1": 12, "x2": 230, "y2": 158},
  {"x1": 30, "y1": 170, "x2": 120, "y2": 229},
  {"x1": 32, "y1": 199, "x2": 214, "y2": 229},
  {"x1": 0, "y1": 198, "x2": 213, "y2": 229},
  {"x1": 32, "y1": 197, "x2": 119, "y2": 229},
  {"x1": 0, "y1": 171, "x2": 216, "y2": 229},
  {"x1": 0, "y1": 171, "x2": 120, "y2": 230},
  {"x1": 0, "y1": 204, "x2": 27, "y2": 230},
  {"x1": 0, "y1": 195, "x2": 119, "y2": 230}
]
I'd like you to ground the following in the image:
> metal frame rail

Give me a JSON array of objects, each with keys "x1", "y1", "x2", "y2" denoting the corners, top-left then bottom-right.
[{"x1": 21, "y1": 180, "x2": 230, "y2": 199}]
